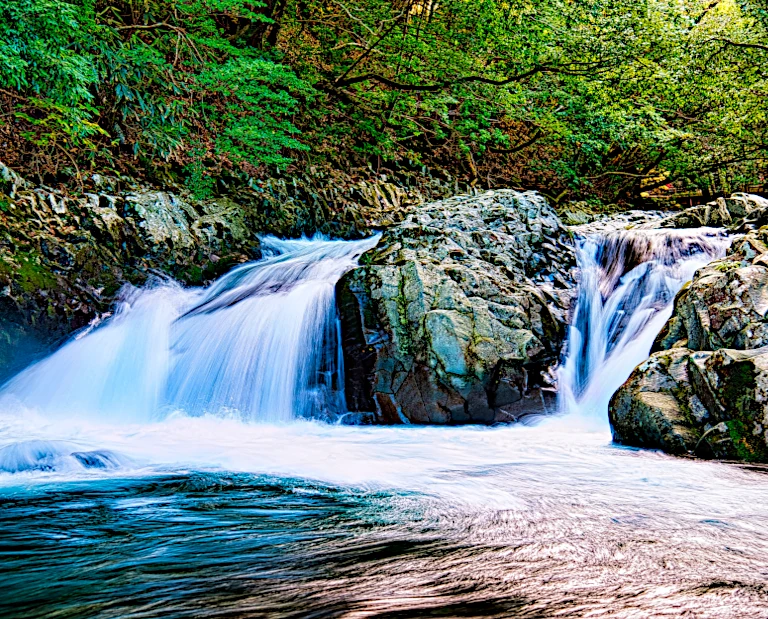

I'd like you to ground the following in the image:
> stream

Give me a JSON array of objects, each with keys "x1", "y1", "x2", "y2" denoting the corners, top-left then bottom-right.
[{"x1": 1, "y1": 230, "x2": 767, "y2": 618}]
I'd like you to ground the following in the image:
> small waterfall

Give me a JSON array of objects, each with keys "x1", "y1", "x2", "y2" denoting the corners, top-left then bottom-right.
[
  {"x1": 1, "y1": 235, "x2": 379, "y2": 423},
  {"x1": 558, "y1": 227, "x2": 730, "y2": 425}
]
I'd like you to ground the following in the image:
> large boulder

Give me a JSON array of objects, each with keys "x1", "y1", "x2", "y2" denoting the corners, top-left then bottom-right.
[
  {"x1": 337, "y1": 189, "x2": 576, "y2": 424},
  {"x1": 652, "y1": 230, "x2": 768, "y2": 352},
  {"x1": 610, "y1": 346, "x2": 768, "y2": 461},
  {"x1": 610, "y1": 227, "x2": 768, "y2": 461}
]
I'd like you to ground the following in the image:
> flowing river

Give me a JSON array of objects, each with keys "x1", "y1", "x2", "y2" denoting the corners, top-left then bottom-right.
[{"x1": 1, "y1": 231, "x2": 767, "y2": 618}]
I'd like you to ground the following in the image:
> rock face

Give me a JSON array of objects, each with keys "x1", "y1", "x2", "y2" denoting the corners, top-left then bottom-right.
[
  {"x1": 0, "y1": 164, "x2": 263, "y2": 379},
  {"x1": 0, "y1": 161, "x2": 470, "y2": 380},
  {"x1": 654, "y1": 193, "x2": 768, "y2": 230},
  {"x1": 610, "y1": 228, "x2": 768, "y2": 461},
  {"x1": 338, "y1": 190, "x2": 576, "y2": 424}
]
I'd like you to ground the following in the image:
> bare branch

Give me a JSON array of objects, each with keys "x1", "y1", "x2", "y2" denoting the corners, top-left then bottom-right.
[
  {"x1": 490, "y1": 129, "x2": 543, "y2": 154},
  {"x1": 335, "y1": 66, "x2": 547, "y2": 91},
  {"x1": 704, "y1": 37, "x2": 768, "y2": 52}
]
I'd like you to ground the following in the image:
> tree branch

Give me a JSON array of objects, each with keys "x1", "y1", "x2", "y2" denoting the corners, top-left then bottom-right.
[
  {"x1": 490, "y1": 129, "x2": 543, "y2": 154},
  {"x1": 114, "y1": 22, "x2": 204, "y2": 62},
  {"x1": 115, "y1": 22, "x2": 178, "y2": 31},
  {"x1": 334, "y1": 66, "x2": 547, "y2": 91},
  {"x1": 705, "y1": 37, "x2": 768, "y2": 52},
  {"x1": 586, "y1": 171, "x2": 660, "y2": 180}
]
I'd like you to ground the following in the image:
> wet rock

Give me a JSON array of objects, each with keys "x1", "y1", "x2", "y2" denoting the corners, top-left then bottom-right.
[
  {"x1": 0, "y1": 440, "x2": 69, "y2": 473},
  {"x1": 0, "y1": 167, "x2": 263, "y2": 379},
  {"x1": 609, "y1": 348, "x2": 701, "y2": 455},
  {"x1": 610, "y1": 346, "x2": 768, "y2": 462},
  {"x1": 651, "y1": 228, "x2": 768, "y2": 353},
  {"x1": 611, "y1": 226, "x2": 768, "y2": 462},
  {"x1": 71, "y1": 450, "x2": 122, "y2": 470},
  {"x1": 338, "y1": 189, "x2": 576, "y2": 424}
]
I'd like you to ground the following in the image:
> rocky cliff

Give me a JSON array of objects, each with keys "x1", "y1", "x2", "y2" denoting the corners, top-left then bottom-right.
[{"x1": 337, "y1": 189, "x2": 577, "y2": 424}]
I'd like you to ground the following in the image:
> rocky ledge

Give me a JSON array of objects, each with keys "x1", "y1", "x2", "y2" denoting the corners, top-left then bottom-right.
[
  {"x1": 0, "y1": 162, "x2": 460, "y2": 379},
  {"x1": 0, "y1": 164, "x2": 259, "y2": 378},
  {"x1": 653, "y1": 192, "x2": 768, "y2": 230},
  {"x1": 610, "y1": 227, "x2": 768, "y2": 462},
  {"x1": 337, "y1": 189, "x2": 577, "y2": 424}
]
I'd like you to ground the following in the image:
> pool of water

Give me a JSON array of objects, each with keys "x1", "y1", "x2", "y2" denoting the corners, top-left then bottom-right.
[{"x1": 2, "y1": 415, "x2": 767, "y2": 618}]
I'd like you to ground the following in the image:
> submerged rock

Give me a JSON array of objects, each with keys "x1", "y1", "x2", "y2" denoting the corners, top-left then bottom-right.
[
  {"x1": 338, "y1": 189, "x2": 576, "y2": 424},
  {"x1": 0, "y1": 441, "x2": 126, "y2": 473},
  {"x1": 0, "y1": 440, "x2": 69, "y2": 473},
  {"x1": 610, "y1": 227, "x2": 768, "y2": 461}
]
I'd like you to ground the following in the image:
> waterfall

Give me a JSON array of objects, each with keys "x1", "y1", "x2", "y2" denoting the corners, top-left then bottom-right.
[
  {"x1": 0, "y1": 235, "x2": 379, "y2": 423},
  {"x1": 557, "y1": 227, "x2": 731, "y2": 425}
]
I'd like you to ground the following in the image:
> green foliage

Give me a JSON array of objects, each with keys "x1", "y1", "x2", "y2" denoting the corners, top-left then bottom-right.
[
  {"x1": 197, "y1": 57, "x2": 312, "y2": 169},
  {"x1": 278, "y1": 0, "x2": 768, "y2": 199},
  {"x1": 0, "y1": 0, "x2": 104, "y2": 148},
  {"x1": 0, "y1": 0, "x2": 96, "y2": 104},
  {"x1": 0, "y1": 0, "x2": 766, "y2": 201},
  {"x1": 0, "y1": 0, "x2": 311, "y2": 177},
  {"x1": 183, "y1": 145, "x2": 216, "y2": 199}
]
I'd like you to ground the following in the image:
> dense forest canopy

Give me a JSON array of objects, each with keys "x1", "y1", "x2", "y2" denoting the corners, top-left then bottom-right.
[{"x1": 1, "y1": 0, "x2": 766, "y2": 203}]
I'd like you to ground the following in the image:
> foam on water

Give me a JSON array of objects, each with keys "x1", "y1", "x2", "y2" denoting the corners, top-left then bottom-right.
[
  {"x1": 0, "y1": 225, "x2": 739, "y2": 496},
  {"x1": 1, "y1": 227, "x2": 767, "y2": 617},
  {"x1": 557, "y1": 227, "x2": 730, "y2": 427},
  {"x1": 0, "y1": 234, "x2": 378, "y2": 424}
]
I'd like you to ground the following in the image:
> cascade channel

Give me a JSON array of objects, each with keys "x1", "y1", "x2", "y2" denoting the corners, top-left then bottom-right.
[
  {"x1": 558, "y1": 226, "x2": 730, "y2": 424},
  {"x1": 0, "y1": 226, "x2": 733, "y2": 428},
  {"x1": 1, "y1": 226, "x2": 768, "y2": 619},
  {"x1": 0, "y1": 235, "x2": 379, "y2": 424}
]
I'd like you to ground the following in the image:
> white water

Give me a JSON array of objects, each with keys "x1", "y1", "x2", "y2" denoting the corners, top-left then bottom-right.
[
  {"x1": 558, "y1": 227, "x2": 730, "y2": 427},
  {"x1": 0, "y1": 226, "x2": 737, "y2": 486},
  {"x1": 2, "y1": 227, "x2": 768, "y2": 617},
  {"x1": 0, "y1": 223, "x2": 739, "y2": 493},
  {"x1": 0, "y1": 235, "x2": 378, "y2": 425}
]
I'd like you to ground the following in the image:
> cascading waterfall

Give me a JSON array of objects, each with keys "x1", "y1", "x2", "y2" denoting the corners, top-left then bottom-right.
[
  {"x1": 0, "y1": 235, "x2": 379, "y2": 424},
  {"x1": 3, "y1": 226, "x2": 768, "y2": 619},
  {"x1": 557, "y1": 227, "x2": 731, "y2": 425}
]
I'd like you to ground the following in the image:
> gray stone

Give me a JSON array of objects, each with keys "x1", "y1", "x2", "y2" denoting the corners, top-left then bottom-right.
[
  {"x1": 338, "y1": 189, "x2": 576, "y2": 424},
  {"x1": 611, "y1": 227, "x2": 768, "y2": 462}
]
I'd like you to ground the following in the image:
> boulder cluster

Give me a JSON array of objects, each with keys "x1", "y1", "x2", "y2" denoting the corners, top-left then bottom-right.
[
  {"x1": 0, "y1": 162, "x2": 458, "y2": 379},
  {"x1": 610, "y1": 194, "x2": 768, "y2": 462},
  {"x1": 4, "y1": 155, "x2": 768, "y2": 461},
  {"x1": 609, "y1": 228, "x2": 768, "y2": 461}
]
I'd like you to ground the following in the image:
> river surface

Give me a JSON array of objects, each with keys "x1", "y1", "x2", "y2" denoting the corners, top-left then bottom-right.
[{"x1": 1, "y1": 232, "x2": 767, "y2": 618}]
